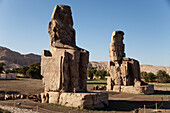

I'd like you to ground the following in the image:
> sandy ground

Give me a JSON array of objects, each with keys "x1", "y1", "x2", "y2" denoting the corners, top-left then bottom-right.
[{"x1": 0, "y1": 79, "x2": 170, "y2": 113}]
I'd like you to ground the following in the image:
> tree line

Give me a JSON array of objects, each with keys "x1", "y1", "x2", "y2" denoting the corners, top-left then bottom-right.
[
  {"x1": 141, "y1": 70, "x2": 170, "y2": 83},
  {"x1": 88, "y1": 66, "x2": 170, "y2": 83},
  {"x1": 87, "y1": 67, "x2": 109, "y2": 79},
  {"x1": 0, "y1": 62, "x2": 42, "y2": 79}
]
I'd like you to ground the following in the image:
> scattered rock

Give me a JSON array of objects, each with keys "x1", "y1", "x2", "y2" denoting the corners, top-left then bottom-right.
[
  {"x1": 0, "y1": 105, "x2": 38, "y2": 113},
  {"x1": 20, "y1": 94, "x2": 27, "y2": 99},
  {"x1": 92, "y1": 85, "x2": 106, "y2": 90}
]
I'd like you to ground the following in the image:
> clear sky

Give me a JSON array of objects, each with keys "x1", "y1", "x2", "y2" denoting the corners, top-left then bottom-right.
[{"x1": 0, "y1": 0, "x2": 170, "y2": 66}]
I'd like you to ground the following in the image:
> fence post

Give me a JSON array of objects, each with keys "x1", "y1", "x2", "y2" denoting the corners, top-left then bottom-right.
[
  {"x1": 36, "y1": 105, "x2": 38, "y2": 112},
  {"x1": 144, "y1": 104, "x2": 146, "y2": 113},
  {"x1": 13, "y1": 100, "x2": 15, "y2": 107}
]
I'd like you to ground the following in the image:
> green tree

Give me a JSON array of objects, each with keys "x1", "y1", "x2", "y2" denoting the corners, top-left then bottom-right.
[
  {"x1": 95, "y1": 69, "x2": 107, "y2": 79},
  {"x1": 0, "y1": 63, "x2": 5, "y2": 73},
  {"x1": 18, "y1": 66, "x2": 29, "y2": 75},
  {"x1": 12, "y1": 68, "x2": 20, "y2": 73},
  {"x1": 141, "y1": 72, "x2": 147, "y2": 80},
  {"x1": 5, "y1": 69, "x2": 13, "y2": 74},
  {"x1": 141, "y1": 72, "x2": 156, "y2": 82},
  {"x1": 147, "y1": 72, "x2": 156, "y2": 82},
  {"x1": 26, "y1": 63, "x2": 42, "y2": 79},
  {"x1": 87, "y1": 67, "x2": 97, "y2": 79},
  {"x1": 156, "y1": 70, "x2": 170, "y2": 83}
]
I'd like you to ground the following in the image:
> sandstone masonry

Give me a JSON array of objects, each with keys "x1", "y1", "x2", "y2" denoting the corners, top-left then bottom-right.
[
  {"x1": 41, "y1": 5, "x2": 108, "y2": 109},
  {"x1": 107, "y1": 31, "x2": 154, "y2": 94}
]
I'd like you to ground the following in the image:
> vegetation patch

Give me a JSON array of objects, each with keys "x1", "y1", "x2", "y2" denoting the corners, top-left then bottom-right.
[
  {"x1": 141, "y1": 70, "x2": 170, "y2": 83},
  {"x1": 149, "y1": 83, "x2": 170, "y2": 87},
  {"x1": 87, "y1": 80, "x2": 107, "y2": 85}
]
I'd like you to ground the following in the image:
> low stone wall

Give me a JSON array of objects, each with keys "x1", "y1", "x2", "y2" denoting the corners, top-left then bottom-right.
[
  {"x1": 107, "y1": 85, "x2": 154, "y2": 94},
  {"x1": 41, "y1": 92, "x2": 108, "y2": 109},
  {"x1": 0, "y1": 74, "x2": 16, "y2": 79}
]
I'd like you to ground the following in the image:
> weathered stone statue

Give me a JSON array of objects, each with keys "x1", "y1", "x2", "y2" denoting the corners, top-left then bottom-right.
[
  {"x1": 107, "y1": 31, "x2": 154, "y2": 94},
  {"x1": 41, "y1": 5, "x2": 89, "y2": 92},
  {"x1": 41, "y1": 5, "x2": 108, "y2": 109}
]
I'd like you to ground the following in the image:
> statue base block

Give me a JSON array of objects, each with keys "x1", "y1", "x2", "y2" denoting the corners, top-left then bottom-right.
[
  {"x1": 107, "y1": 85, "x2": 154, "y2": 94},
  {"x1": 41, "y1": 92, "x2": 108, "y2": 109}
]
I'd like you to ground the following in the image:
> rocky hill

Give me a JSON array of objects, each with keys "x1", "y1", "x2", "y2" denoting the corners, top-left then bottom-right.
[
  {"x1": 88, "y1": 62, "x2": 170, "y2": 75},
  {"x1": 0, "y1": 46, "x2": 170, "y2": 75},
  {"x1": 0, "y1": 46, "x2": 40, "y2": 69},
  {"x1": 140, "y1": 65, "x2": 170, "y2": 75},
  {"x1": 88, "y1": 61, "x2": 109, "y2": 71}
]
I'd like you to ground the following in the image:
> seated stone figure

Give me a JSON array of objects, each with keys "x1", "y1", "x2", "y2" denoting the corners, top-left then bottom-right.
[
  {"x1": 107, "y1": 31, "x2": 153, "y2": 94},
  {"x1": 41, "y1": 5, "x2": 89, "y2": 92},
  {"x1": 41, "y1": 5, "x2": 108, "y2": 109}
]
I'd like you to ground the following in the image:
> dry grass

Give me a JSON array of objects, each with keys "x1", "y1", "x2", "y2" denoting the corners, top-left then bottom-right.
[{"x1": 0, "y1": 78, "x2": 43, "y2": 95}]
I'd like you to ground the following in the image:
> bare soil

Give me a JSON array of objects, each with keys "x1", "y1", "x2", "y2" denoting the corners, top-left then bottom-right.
[{"x1": 0, "y1": 78, "x2": 170, "y2": 113}]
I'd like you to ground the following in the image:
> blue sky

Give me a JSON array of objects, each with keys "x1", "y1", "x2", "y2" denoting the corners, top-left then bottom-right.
[{"x1": 0, "y1": 0, "x2": 170, "y2": 66}]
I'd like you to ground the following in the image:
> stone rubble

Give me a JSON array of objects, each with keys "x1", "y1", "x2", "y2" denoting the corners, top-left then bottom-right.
[
  {"x1": 0, "y1": 105, "x2": 38, "y2": 113},
  {"x1": 92, "y1": 85, "x2": 107, "y2": 90}
]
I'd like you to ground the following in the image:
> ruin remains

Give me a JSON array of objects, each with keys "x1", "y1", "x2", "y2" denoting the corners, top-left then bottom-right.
[
  {"x1": 107, "y1": 31, "x2": 154, "y2": 94},
  {"x1": 41, "y1": 5, "x2": 108, "y2": 109}
]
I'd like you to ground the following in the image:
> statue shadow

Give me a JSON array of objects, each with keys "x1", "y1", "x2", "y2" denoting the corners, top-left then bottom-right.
[
  {"x1": 100, "y1": 100, "x2": 170, "y2": 111},
  {"x1": 96, "y1": 90, "x2": 170, "y2": 111},
  {"x1": 153, "y1": 90, "x2": 170, "y2": 95},
  {"x1": 0, "y1": 91, "x2": 20, "y2": 94}
]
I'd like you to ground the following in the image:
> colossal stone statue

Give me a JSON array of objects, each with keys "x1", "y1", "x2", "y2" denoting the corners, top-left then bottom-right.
[
  {"x1": 107, "y1": 31, "x2": 154, "y2": 94},
  {"x1": 41, "y1": 5, "x2": 89, "y2": 92},
  {"x1": 41, "y1": 5, "x2": 108, "y2": 109}
]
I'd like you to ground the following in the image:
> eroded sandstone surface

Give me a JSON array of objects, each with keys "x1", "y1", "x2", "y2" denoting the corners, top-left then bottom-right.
[
  {"x1": 41, "y1": 5, "x2": 89, "y2": 92},
  {"x1": 107, "y1": 31, "x2": 154, "y2": 94},
  {"x1": 41, "y1": 5, "x2": 108, "y2": 109}
]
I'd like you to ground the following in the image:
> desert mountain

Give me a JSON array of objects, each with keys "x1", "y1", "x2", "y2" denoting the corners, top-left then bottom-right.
[
  {"x1": 0, "y1": 46, "x2": 40, "y2": 69},
  {"x1": 0, "y1": 46, "x2": 170, "y2": 75}
]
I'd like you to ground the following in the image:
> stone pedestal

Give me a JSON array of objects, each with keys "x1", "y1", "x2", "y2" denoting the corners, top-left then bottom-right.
[
  {"x1": 41, "y1": 92, "x2": 108, "y2": 109},
  {"x1": 107, "y1": 77, "x2": 154, "y2": 94}
]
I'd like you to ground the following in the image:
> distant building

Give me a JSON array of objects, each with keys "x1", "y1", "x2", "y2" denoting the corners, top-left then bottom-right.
[{"x1": 0, "y1": 74, "x2": 17, "y2": 80}]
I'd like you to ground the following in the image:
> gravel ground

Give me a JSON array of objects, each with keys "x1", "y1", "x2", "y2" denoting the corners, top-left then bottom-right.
[{"x1": 0, "y1": 105, "x2": 39, "y2": 113}]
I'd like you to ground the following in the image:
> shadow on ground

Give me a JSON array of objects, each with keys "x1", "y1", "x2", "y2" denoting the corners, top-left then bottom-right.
[
  {"x1": 99, "y1": 100, "x2": 170, "y2": 111},
  {"x1": 0, "y1": 91, "x2": 20, "y2": 94},
  {"x1": 153, "y1": 90, "x2": 170, "y2": 95}
]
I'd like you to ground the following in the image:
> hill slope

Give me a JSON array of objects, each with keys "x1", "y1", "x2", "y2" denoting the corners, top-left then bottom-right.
[{"x1": 0, "y1": 46, "x2": 40, "y2": 69}]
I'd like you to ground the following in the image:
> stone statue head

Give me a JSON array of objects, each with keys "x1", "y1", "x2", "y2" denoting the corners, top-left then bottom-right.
[
  {"x1": 51, "y1": 5, "x2": 73, "y2": 26},
  {"x1": 109, "y1": 30, "x2": 125, "y2": 63},
  {"x1": 48, "y1": 5, "x2": 76, "y2": 47}
]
